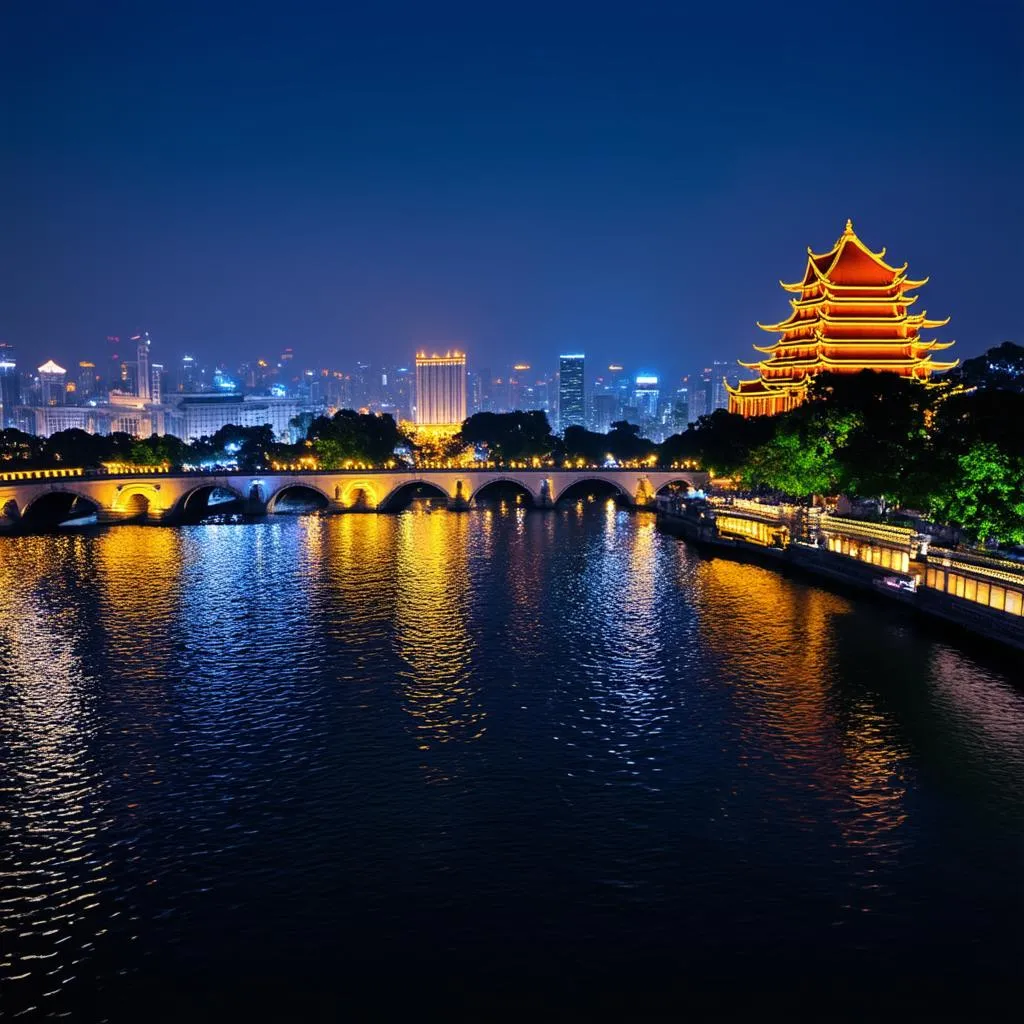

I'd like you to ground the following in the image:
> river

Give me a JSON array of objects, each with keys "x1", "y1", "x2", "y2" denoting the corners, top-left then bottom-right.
[{"x1": 1, "y1": 500, "x2": 1022, "y2": 1018}]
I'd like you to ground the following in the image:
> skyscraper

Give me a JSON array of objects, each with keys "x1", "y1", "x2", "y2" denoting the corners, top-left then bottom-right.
[
  {"x1": 711, "y1": 360, "x2": 733, "y2": 413},
  {"x1": 151, "y1": 363, "x2": 164, "y2": 405},
  {"x1": 558, "y1": 353, "x2": 585, "y2": 431},
  {"x1": 133, "y1": 332, "x2": 151, "y2": 401},
  {"x1": 633, "y1": 373, "x2": 660, "y2": 420},
  {"x1": 509, "y1": 364, "x2": 531, "y2": 411},
  {"x1": 77, "y1": 362, "x2": 97, "y2": 401},
  {"x1": 38, "y1": 360, "x2": 68, "y2": 407},
  {"x1": 415, "y1": 350, "x2": 467, "y2": 427},
  {"x1": 0, "y1": 343, "x2": 20, "y2": 427}
]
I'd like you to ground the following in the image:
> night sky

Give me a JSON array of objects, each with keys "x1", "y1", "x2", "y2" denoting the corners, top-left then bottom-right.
[{"x1": 2, "y1": 0, "x2": 1022, "y2": 377}]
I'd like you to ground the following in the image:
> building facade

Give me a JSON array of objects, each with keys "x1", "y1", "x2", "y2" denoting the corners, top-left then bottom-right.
[
  {"x1": 38, "y1": 360, "x2": 67, "y2": 407},
  {"x1": 415, "y1": 351, "x2": 467, "y2": 428},
  {"x1": 0, "y1": 344, "x2": 20, "y2": 428},
  {"x1": 558, "y1": 353, "x2": 585, "y2": 431}
]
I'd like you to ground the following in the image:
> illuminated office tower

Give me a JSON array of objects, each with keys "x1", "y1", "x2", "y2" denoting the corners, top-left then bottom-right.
[
  {"x1": 633, "y1": 373, "x2": 660, "y2": 419},
  {"x1": 558, "y1": 353, "x2": 585, "y2": 431},
  {"x1": 0, "y1": 343, "x2": 20, "y2": 427},
  {"x1": 38, "y1": 360, "x2": 67, "y2": 407},
  {"x1": 711, "y1": 360, "x2": 733, "y2": 412},
  {"x1": 415, "y1": 350, "x2": 467, "y2": 428},
  {"x1": 77, "y1": 361, "x2": 97, "y2": 401},
  {"x1": 151, "y1": 363, "x2": 164, "y2": 404},
  {"x1": 509, "y1": 364, "x2": 531, "y2": 411},
  {"x1": 133, "y1": 332, "x2": 151, "y2": 401}
]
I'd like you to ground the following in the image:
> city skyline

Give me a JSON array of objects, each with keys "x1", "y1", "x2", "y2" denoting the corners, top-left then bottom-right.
[{"x1": 2, "y1": 3, "x2": 1022, "y2": 374}]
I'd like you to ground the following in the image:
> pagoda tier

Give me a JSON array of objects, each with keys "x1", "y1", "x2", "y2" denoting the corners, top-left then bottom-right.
[{"x1": 727, "y1": 220, "x2": 957, "y2": 417}]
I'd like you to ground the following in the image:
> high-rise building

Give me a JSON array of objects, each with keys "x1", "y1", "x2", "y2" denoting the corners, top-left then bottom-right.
[
  {"x1": 179, "y1": 354, "x2": 200, "y2": 393},
  {"x1": 591, "y1": 393, "x2": 618, "y2": 433},
  {"x1": 0, "y1": 343, "x2": 20, "y2": 427},
  {"x1": 415, "y1": 350, "x2": 467, "y2": 427},
  {"x1": 558, "y1": 354, "x2": 585, "y2": 431},
  {"x1": 690, "y1": 367, "x2": 713, "y2": 420},
  {"x1": 673, "y1": 378, "x2": 690, "y2": 432},
  {"x1": 711, "y1": 360, "x2": 734, "y2": 413},
  {"x1": 151, "y1": 363, "x2": 165, "y2": 405},
  {"x1": 133, "y1": 332, "x2": 151, "y2": 401},
  {"x1": 106, "y1": 335, "x2": 122, "y2": 390},
  {"x1": 77, "y1": 361, "x2": 97, "y2": 401},
  {"x1": 509, "y1": 364, "x2": 531, "y2": 411},
  {"x1": 38, "y1": 360, "x2": 67, "y2": 407},
  {"x1": 633, "y1": 374, "x2": 660, "y2": 420}
]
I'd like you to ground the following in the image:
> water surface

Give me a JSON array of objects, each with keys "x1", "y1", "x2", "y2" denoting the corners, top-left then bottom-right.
[{"x1": 2, "y1": 503, "x2": 1022, "y2": 1018}]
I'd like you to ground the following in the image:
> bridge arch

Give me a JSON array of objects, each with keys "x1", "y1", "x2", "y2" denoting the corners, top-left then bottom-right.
[
  {"x1": 267, "y1": 481, "x2": 331, "y2": 513},
  {"x1": 378, "y1": 479, "x2": 450, "y2": 511},
  {"x1": 554, "y1": 476, "x2": 633, "y2": 505},
  {"x1": 654, "y1": 477, "x2": 701, "y2": 496},
  {"x1": 20, "y1": 489, "x2": 100, "y2": 526},
  {"x1": 173, "y1": 482, "x2": 248, "y2": 520},
  {"x1": 338, "y1": 478, "x2": 380, "y2": 510},
  {"x1": 470, "y1": 477, "x2": 538, "y2": 506},
  {"x1": 111, "y1": 483, "x2": 163, "y2": 517}
]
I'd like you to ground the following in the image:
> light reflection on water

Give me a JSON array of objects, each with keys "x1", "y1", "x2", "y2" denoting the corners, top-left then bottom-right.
[{"x1": 1, "y1": 502, "x2": 1023, "y2": 1017}]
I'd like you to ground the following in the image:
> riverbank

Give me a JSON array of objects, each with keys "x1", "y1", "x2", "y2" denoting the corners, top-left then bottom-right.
[{"x1": 657, "y1": 504, "x2": 1024, "y2": 654}]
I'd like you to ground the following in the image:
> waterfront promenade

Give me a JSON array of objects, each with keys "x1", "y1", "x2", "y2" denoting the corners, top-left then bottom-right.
[{"x1": 656, "y1": 494, "x2": 1024, "y2": 652}]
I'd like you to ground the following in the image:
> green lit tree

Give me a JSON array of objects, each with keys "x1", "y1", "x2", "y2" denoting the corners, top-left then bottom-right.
[{"x1": 928, "y1": 442, "x2": 1024, "y2": 544}]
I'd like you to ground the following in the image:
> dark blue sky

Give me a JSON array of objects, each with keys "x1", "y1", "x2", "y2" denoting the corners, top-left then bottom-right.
[{"x1": 2, "y1": 0, "x2": 1021, "y2": 378}]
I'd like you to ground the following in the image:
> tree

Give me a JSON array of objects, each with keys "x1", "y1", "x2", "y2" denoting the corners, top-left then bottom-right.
[
  {"x1": 929, "y1": 443, "x2": 1024, "y2": 544},
  {"x1": 457, "y1": 411, "x2": 555, "y2": 463},
  {"x1": 128, "y1": 434, "x2": 189, "y2": 467},
  {"x1": 605, "y1": 421, "x2": 656, "y2": 463},
  {"x1": 657, "y1": 430, "x2": 701, "y2": 467},
  {"x1": 0, "y1": 428, "x2": 44, "y2": 467},
  {"x1": 685, "y1": 409, "x2": 774, "y2": 476},
  {"x1": 306, "y1": 409, "x2": 403, "y2": 467},
  {"x1": 805, "y1": 370, "x2": 937, "y2": 508},
  {"x1": 743, "y1": 415, "x2": 844, "y2": 498},
  {"x1": 956, "y1": 341, "x2": 1024, "y2": 393},
  {"x1": 560, "y1": 425, "x2": 609, "y2": 465}
]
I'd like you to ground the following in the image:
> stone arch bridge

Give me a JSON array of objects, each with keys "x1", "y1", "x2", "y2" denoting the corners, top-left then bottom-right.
[{"x1": 0, "y1": 467, "x2": 708, "y2": 529}]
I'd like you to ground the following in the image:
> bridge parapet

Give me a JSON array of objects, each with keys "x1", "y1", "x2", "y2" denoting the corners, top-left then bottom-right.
[{"x1": 0, "y1": 467, "x2": 709, "y2": 530}]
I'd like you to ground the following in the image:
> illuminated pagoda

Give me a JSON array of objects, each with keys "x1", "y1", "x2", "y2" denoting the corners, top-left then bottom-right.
[{"x1": 727, "y1": 220, "x2": 956, "y2": 417}]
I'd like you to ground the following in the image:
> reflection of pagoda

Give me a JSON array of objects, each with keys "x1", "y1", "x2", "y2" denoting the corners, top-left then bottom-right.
[{"x1": 727, "y1": 221, "x2": 956, "y2": 417}]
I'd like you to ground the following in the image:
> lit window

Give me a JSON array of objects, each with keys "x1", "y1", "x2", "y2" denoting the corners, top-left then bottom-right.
[{"x1": 990, "y1": 586, "x2": 1006, "y2": 611}]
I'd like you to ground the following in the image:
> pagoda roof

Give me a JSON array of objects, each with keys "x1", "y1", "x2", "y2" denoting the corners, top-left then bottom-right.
[{"x1": 782, "y1": 220, "x2": 917, "y2": 291}]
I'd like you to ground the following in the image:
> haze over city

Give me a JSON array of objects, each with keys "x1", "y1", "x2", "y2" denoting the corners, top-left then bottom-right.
[{"x1": 3, "y1": 0, "x2": 1022, "y2": 374}]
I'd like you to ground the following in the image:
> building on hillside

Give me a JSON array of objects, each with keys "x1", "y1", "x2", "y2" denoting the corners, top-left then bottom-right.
[
  {"x1": 415, "y1": 351, "x2": 466, "y2": 429},
  {"x1": 728, "y1": 220, "x2": 956, "y2": 417}
]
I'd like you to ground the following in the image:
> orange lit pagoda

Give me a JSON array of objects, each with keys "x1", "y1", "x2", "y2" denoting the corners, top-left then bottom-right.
[{"x1": 727, "y1": 220, "x2": 956, "y2": 417}]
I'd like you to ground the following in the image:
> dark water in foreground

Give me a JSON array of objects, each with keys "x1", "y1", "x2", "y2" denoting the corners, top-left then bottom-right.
[{"x1": 1, "y1": 502, "x2": 1023, "y2": 1019}]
